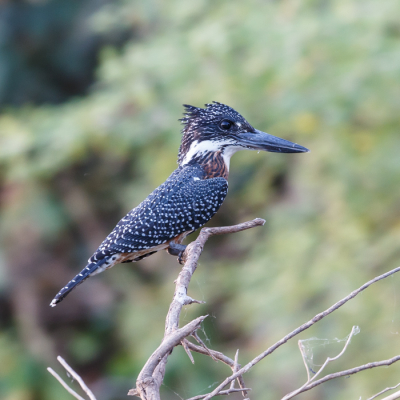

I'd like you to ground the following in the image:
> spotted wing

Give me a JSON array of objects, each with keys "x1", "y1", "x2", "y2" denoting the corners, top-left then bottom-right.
[{"x1": 91, "y1": 165, "x2": 228, "y2": 261}]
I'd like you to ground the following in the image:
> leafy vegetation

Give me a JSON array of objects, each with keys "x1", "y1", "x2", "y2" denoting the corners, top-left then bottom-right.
[{"x1": 1, "y1": 0, "x2": 400, "y2": 399}]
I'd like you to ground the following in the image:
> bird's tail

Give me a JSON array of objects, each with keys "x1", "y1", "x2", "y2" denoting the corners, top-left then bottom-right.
[{"x1": 50, "y1": 258, "x2": 107, "y2": 307}]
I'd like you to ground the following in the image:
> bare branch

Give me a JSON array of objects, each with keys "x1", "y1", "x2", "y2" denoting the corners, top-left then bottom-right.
[
  {"x1": 165, "y1": 218, "x2": 266, "y2": 335},
  {"x1": 368, "y1": 383, "x2": 400, "y2": 400},
  {"x1": 131, "y1": 219, "x2": 265, "y2": 400},
  {"x1": 137, "y1": 315, "x2": 207, "y2": 384},
  {"x1": 201, "y1": 265, "x2": 400, "y2": 400},
  {"x1": 47, "y1": 356, "x2": 96, "y2": 400}
]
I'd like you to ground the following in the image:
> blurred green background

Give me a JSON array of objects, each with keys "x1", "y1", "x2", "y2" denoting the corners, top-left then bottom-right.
[{"x1": 1, "y1": 0, "x2": 400, "y2": 399}]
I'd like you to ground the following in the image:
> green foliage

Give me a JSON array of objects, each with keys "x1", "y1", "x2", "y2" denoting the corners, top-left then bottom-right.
[{"x1": 1, "y1": 0, "x2": 400, "y2": 399}]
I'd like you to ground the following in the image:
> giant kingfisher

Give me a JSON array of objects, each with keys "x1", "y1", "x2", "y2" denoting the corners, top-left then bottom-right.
[{"x1": 51, "y1": 102, "x2": 309, "y2": 306}]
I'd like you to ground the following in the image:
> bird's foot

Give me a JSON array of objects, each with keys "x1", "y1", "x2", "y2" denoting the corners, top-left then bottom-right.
[{"x1": 167, "y1": 243, "x2": 187, "y2": 265}]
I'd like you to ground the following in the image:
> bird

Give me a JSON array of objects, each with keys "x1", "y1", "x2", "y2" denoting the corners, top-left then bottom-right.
[{"x1": 50, "y1": 102, "x2": 309, "y2": 306}]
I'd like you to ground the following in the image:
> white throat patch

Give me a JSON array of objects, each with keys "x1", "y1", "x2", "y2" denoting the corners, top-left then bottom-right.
[
  {"x1": 181, "y1": 140, "x2": 242, "y2": 171},
  {"x1": 222, "y1": 146, "x2": 242, "y2": 170}
]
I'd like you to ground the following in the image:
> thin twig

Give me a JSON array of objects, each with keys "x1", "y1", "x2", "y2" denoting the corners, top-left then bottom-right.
[
  {"x1": 186, "y1": 387, "x2": 251, "y2": 400},
  {"x1": 182, "y1": 339, "x2": 195, "y2": 364},
  {"x1": 192, "y1": 331, "x2": 218, "y2": 362},
  {"x1": 368, "y1": 383, "x2": 400, "y2": 400},
  {"x1": 47, "y1": 356, "x2": 97, "y2": 400},
  {"x1": 57, "y1": 356, "x2": 97, "y2": 400},
  {"x1": 229, "y1": 350, "x2": 239, "y2": 390},
  {"x1": 186, "y1": 342, "x2": 248, "y2": 397},
  {"x1": 47, "y1": 367, "x2": 86, "y2": 400},
  {"x1": 201, "y1": 265, "x2": 400, "y2": 400},
  {"x1": 298, "y1": 339, "x2": 312, "y2": 382},
  {"x1": 282, "y1": 326, "x2": 359, "y2": 399}
]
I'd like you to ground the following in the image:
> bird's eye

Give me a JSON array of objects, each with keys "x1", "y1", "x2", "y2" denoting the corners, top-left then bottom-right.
[{"x1": 219, "y1": 120, "x2": 233, "y2": 130}]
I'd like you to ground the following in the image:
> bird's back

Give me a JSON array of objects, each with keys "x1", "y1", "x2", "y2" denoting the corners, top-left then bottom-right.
[{"x1": 91, "y1": 163, "x2": 228, "y2": 263}]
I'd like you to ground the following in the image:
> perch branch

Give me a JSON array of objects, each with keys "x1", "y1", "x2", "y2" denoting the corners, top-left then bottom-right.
[
  {"x1": 201, "y1": 265, "x2": 400, "y2": 400},
  {"x1": 131, "y1": 218, "x2": 265, "y2": 400}
]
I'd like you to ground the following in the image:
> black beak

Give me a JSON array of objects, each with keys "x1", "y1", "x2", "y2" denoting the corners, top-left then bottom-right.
[{"x1": 237, "y1": 129, "x2": 309, "y2": 153}]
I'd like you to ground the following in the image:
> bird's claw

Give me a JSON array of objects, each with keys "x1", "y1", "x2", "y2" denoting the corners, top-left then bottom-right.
[
  {"x1": 167, "y1": 242, "x2": 187, "y2": 264},
  {"x1": 177, "y1": 251, "x2": 186, "y2": 265}
]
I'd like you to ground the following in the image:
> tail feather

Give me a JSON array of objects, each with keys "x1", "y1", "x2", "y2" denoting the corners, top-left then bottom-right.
[{"x1": 50, "y1": 259, "x2": 107, "y2": 307}]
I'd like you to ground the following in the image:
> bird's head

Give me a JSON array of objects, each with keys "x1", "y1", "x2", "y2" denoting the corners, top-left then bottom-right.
[{"x1": 177, "y1": 102, "x2": 309, "y2": 168}]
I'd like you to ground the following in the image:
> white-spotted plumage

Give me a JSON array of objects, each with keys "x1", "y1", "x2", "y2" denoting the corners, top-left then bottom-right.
[{"x1": 51, "y1": 164, "x2": 228, "y2": 306}]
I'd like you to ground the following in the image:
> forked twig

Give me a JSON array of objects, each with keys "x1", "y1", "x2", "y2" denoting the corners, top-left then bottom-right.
[
  {"x1": 282, "y1": 326, "x2": 359, "y2": 399},
  {"x1": 301, "y1": 326, "x2": 358, "y2": 381}
]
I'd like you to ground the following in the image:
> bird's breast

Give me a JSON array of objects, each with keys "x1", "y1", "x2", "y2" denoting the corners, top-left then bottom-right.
[{"x1": 200, "y1": 151, "x2": 229, "y2": 179}]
